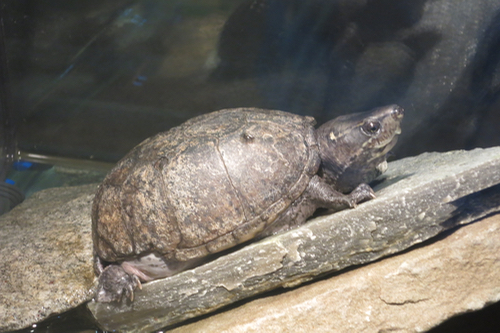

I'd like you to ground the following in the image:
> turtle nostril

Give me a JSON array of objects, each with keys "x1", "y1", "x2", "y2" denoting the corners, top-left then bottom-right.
[{"x1": 391, "y1": 105, "x2": 404, "y2": 119}]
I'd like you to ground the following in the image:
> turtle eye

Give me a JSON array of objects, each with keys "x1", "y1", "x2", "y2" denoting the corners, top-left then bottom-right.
[{"x1": 361, "y1": 121, "x2": 381, "y2": 136}]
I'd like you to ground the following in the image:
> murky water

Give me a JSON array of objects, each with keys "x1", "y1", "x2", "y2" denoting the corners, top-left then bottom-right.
[{"x1": 10, "y1": 305, "x2": 101, "y2": 333}]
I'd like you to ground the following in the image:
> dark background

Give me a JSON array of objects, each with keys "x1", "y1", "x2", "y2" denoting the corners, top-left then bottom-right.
[{"x1": 2, "y1": 0, "x2": 500, "y2": 163}]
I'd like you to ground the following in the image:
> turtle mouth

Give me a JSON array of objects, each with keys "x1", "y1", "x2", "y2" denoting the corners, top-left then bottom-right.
[
  {"x1": 367, "y1": 130, "x2": 400, "y2": 165},
  {"x1": 373, "y1": 129, "x2": 400, "y2": 150}
]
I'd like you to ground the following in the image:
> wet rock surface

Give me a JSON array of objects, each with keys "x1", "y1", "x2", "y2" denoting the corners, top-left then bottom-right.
[{"x1": 1, "y1": 147, "x2": 500, "y2": 332}]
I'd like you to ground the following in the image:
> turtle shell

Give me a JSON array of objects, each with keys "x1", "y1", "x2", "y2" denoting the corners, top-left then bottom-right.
[{"x1": 92, "y1": 108, "x2": 320, "y2": 263}]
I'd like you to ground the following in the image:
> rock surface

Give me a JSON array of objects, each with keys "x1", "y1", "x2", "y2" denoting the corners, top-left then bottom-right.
[
  {"x1": 88, "y1": 147, "x2": 500, "y2": 333},
  {"x1": 169, "y1": 213, "x2": 500, "y2": 333},
  {"x1": 0, "y1": 184, "x2": 98, "y2": 332},
  {"x1": 1, "y1": 147, "x2": 500, "y2": 332}
]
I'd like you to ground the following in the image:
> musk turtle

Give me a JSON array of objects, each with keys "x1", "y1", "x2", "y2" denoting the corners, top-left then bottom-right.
[{"x1": 92, "y1": 105, "x2": 403, "y2": 302}]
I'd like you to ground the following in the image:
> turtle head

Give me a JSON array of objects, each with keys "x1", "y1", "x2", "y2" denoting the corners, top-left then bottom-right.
[{"x1": 316, "y1": 104, "x2": 404, "y2": 193}]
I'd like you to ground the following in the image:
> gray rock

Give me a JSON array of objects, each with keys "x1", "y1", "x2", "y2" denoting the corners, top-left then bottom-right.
[
  {"x1": 0, "y1": 184, "x2": 97, "y2": 332},
  {"x1": 168, "y1": 213, "x2": 500, "y2": 333},
  {"x1": 88, "y1": 147, "x2": 500, "y2": 333}
]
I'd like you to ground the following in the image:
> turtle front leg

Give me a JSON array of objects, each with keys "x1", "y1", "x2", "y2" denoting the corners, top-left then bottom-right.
[
  {"x1": 260, "y1": 176, "x2": 375, "y2": 237},
  {"x1": 306, "y1": 175, "x2": 375, "y2": 210}
]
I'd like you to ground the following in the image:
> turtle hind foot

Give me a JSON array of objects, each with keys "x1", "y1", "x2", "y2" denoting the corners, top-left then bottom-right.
[{"x1": 95, "y1": 264, "x2": 142, "y2": 303}]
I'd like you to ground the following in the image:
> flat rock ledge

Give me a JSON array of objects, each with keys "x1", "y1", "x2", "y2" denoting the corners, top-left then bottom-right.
[
  {"x1": 169, "y1": 213, "x2": 500, "y2": 333},
  {"x1": 1, "y1": 147, "x2": 500, "y2": 332}
]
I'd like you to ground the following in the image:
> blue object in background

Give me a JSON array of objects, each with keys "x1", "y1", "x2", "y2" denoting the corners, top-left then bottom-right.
[{"x1": 13, "y1": 161, "x2": 33, "y2": 171}]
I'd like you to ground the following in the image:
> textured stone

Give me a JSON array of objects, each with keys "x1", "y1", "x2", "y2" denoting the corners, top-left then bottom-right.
[
  {"x1": 88, "y1": 147, "x2": 500, "y2": 333},
  {"x1": 169, "y1": 213, "x2": 500, "y2": 333},
  {"x1": 0, "y1": 184, "x2": 98, "y2": 332}
]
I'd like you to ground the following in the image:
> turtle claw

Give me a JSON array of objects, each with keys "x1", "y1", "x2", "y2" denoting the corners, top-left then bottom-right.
[
  {"x1": 95, "y1": 265, "x2": 142, "y2": 303},
  {"x1": 348, "y1": 183, "x2": 376, "y2": 205}
]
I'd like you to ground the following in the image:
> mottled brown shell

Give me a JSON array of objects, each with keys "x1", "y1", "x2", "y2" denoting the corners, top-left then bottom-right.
[{"x1": 92, "y1": 108, "x2": 320, "y2": 263}]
